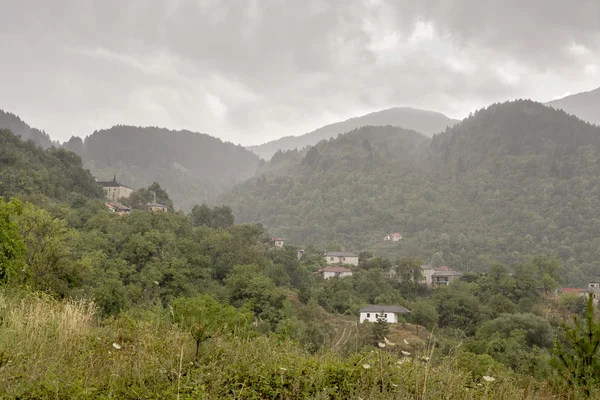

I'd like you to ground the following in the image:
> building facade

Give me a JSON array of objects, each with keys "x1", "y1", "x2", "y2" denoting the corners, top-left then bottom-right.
[
  {"x1": 359, "y1": 305, "x2": 411, "y2": 323},
  {"x1": 98, "y1": 177, "x2": 133, "y2": 201},
  {"x1": 323, "y1": 251, "x2": 359, "y2": 266}
]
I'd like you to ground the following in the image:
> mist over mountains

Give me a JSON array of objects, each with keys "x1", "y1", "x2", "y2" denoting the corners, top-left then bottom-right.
[
  {"x1": 247, "y1": 107, "x2": 459, "y2": 160},
  {"x1": 546, "y1": 87, "x2": 600, "y2": 127}
]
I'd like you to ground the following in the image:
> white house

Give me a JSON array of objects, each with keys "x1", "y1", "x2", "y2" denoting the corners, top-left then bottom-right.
[
  {"x1": 271, "y1": 237, "x2": 285, "y2": 247},
  {"x1": 323, "y1": 251, "x2": 359, "y2": 266},
  {"x1": 384, "y1": 233, "x2": 403, "y2": 242},
  {"x1": 314, "y1": 266, "x2": 353, "y2": 279},
  {"x1": 359, "y1": 305, "x2": 411, "y2": 323}
]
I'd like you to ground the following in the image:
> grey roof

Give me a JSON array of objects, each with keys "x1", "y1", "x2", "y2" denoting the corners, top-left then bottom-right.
[
  {"x1": 433, "y1": 270, "x2": 463, "y2": 277},
  {"x1": 146, "y1": 202, "x2": 167, "y2": 208},
  {"x1": 359, "y1": 305, "x2": 411, "y2": 314},
  {"x1": 324, "y1": 251, "x2": 358, "y2": 257},
  {"x1": 98, "y1": 180, "x2": 132, "y2": 189}
]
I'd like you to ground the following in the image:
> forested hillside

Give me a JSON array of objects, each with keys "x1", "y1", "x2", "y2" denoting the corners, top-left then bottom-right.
[
  {"x1": 0, "y1": 123, "x2": 595, "y2": 399},
  {"x1": 222, "y1": 101, "x2": 600, "y2": 284},
  {"x1": 0, "y1": 109, "x2": 56, "y2": 148},
  {"x1": 248, "y1": 107, "x2": 458, "y2": 160},
  {"x1": 0, "y1": 128, "x2": 103, "y2": 203},
  {"x1": 64, "y1": 125, "x2": 263, "y2": 210}
]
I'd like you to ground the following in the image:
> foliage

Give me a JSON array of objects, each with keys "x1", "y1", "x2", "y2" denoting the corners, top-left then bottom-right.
[
  {"x1": 222, "y1": 101, "x2": 600, "y2": 285},
  {"x1": 553, "y1": 293, "x2": 600, "y2": 398},
  {"x1": 371, "y1": 310, "x2": 390, "y2": 344},
  {"x1": 66, "y1": 125, "x2": 262, "y2": 211},
  {"x1": 0, "y1": 197, "x2": 26, "y2": 283},
  {"x1": 0, "y1": 128, "x2": 103, "y2": 203}
]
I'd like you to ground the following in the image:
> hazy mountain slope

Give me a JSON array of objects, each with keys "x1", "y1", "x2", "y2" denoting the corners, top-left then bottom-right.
[
  {"x1": 68, "y1": 125, "x2": 262, "y2": 210},
  {"x1": 222, "y1": 101, "x2": 600, "y2": 284},
  {"x1": 248, "y1": 107, "x2": 458, "y2": 160},
  {"x1": 0, "y1": 110, "x2": 56, "y2": 149},
  {"x1": 0, "y1": 128, "x2": 103, "y2": 202},
  {"x1": 546, "y1": 86, "x2": 600, "y2": 126}
]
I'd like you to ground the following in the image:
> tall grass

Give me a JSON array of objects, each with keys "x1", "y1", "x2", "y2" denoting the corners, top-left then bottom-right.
[{"x1": 0, "y1": 290, "x2": 562, "y2": 399}]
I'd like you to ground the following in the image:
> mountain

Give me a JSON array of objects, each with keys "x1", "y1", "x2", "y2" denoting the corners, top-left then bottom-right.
[
  {"x1": 247, "y1": 107, "x2": 459, "y2": 160},
  {"x1": 0, "y1": 110, "x2": 57, "y2": 149},
  {"x1": 546, "y1": 87, "x2": 600, "y2": 126},
  {"x1": 0, "y1": 128, "x2": 103, "y2": 202},
  {"x1": 64, "y1": 125, "x2": 262, "y2": 211},
  {"x1": 221, "y1": 100, "x2": 600, "y2": 285}
]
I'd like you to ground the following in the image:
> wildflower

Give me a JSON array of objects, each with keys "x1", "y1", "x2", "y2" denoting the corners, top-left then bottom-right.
[
  {"x1": 397, "y1": 359, "x2": 410, "y2": 365},
  {"x1": 403, "y1": 339, "x2": 409, "y2": 345},
  {"x1": 421, "y1": 356, "x2": 430, "y2": 362},
  {"x1": 378, "y1": 342, "x2": 386, "y2": 348},
  {"x1": 279, "y1": 367, "x2": 287, "y2": 371},
  {"x1": 112, "y1": 343, "x2": 122, "y2": 350},
  {"x1": 153, "y1": 281, "x2": 159, "y2": 285},
  {"x1": 391, "y1": 383, "x2": 398, "y2": 387},
  {"x1": 482, "y1": 376, "x2": 496, "y2": 382},
  {"x1": 384, "y1": 337, "x2": 396, "y2": 346},
  {"x1": 362, "y1": 364, "x2": 371, "y2": 369},
  {"x1": 401, "y1": 350, "x2": 411, "y2": 356}
]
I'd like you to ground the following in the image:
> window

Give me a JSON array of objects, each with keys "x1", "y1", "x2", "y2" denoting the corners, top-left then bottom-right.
[
  {"x1": 330, "y1": 257, "x2": 334, "y2": 261},
  {"x1": 342, "y1": 257, "x2": 346, "y2": 261},
  {"x1": 366, "y1": 313, "x2": 370, "y2": 318}
]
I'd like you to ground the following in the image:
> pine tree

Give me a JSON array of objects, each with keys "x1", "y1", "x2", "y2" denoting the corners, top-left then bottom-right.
[
  {"x1": 371, "y1": 310, "x2": 390, "y2": 344},
  {"x1": 553, "y1": 292, "x2": 600, "y2": 398}
]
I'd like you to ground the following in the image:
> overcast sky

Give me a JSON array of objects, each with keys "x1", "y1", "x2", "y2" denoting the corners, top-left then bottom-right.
[{"x1": 1, "y1": 0, "x2": 599, "y2": 145}]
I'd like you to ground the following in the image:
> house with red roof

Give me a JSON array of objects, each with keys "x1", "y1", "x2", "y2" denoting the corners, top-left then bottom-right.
[{"x1": 314, "y1": 266, "x2": 353, "y2": 279}]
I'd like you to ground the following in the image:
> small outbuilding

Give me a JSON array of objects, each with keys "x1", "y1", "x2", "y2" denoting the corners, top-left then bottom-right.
[{"x1": 359, "y1": 305, "x2": 411, "y2": 323}]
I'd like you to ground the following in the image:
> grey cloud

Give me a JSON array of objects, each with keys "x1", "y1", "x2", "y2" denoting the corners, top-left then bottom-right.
[{"x1": 0, "y1": 1, "x2": 598, "y2": 144}]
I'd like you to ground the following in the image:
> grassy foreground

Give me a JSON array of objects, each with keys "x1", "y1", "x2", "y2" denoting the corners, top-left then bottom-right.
[{"x1": 0, "y1": 290, "x2": 559, "y2": 399}]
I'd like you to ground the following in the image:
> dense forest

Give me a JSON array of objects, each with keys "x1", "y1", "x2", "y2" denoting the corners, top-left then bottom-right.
[
  {"x1": 1, "y1": 126, "x2": 600, "y2": 398},
  {"x1": 248, "y1": 107, "x2": 457, "y2": 160},
  {"x1": 221, "y1": 101, "x2": 600, "y2": 286},
  {"x1": 63, "y1": 125, "x2": 263, "y2": 211}
]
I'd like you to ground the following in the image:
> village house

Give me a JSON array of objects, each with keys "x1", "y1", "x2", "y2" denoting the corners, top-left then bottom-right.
[
  {"x1": 384, "y1": 233, "x2": 403, "y2": 242},
  {"x1": 359, "y1": 305, "x2": 411, "y2": 323},
  {"x1": 323, "y1": 251, "x2": 359, "y2": 266},
  {"x1": 271, "y1": 237, "x2": 285, "y2": 247},
  {"x1": 420, "y1": 264, "x2": 435, "y2": 285},
  {"x1": 145, "y1": 202, "x2": 168, "y2": 213},
  {"x1": 314, "y1": 266, "x2": 353, "y2": 279},
  {"x1": 97, "y1": 176, "x2": 133, "y2": 201},
  {"x1": 431, "y1": 266, "x2": 463, "y2": 285},
  {"x1": 106, "y1": 201, "x2": 131, "y2": 216},
  {"x1": 560, "y1": 283, "x2": 600, "y2": 304}
]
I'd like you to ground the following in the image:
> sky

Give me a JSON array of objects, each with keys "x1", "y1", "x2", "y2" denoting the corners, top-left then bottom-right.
[{"x1": 1, "y1": 0, "x2": 599, "y2": 146}]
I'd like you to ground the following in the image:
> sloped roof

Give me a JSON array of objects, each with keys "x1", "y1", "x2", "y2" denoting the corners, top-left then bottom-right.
[
  {"x1": 324, "y1": 251, "x2": 358, "y2": 257},
  {"x1": 98, "y1": 181, "x2": 132, "y2": 189},
  {"x1": 561, "y1": 288, "x2": 584, "y2": 294},
  {"x1": 272, "y1": 237, "x2": 285, "y2": 241},
  {"x1": 433, "y1": 270, "x2": 463, "y2": 277},
  {"x1": 359, "y1": 305, "x2": 411, "y2": 314},
  {"x1": 146, "y1": 202, "x2": 167, "y2": 208},
  {"x1": 318, "y1": 266, "x2": 353, "y2": 273},
  {"x1": 106, "y1": 202, "x2": 131, "y2": 211}
]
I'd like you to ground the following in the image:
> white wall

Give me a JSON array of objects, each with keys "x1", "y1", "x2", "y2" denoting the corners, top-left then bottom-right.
[
  {"x1": 323, "y1": 271, "x2": 336, "y2": 279},
  {"x1": 359, "y1": 312, "x2": 398, "y2": 323},
  {"x1": 324, "y1": 256, "x2": 359, "y2": 266}
]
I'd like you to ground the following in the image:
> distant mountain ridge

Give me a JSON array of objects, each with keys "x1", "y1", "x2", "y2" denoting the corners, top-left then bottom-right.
[
  {"x1": 221, "y1": 100, "x2": 600, "y2": 284},
  {"x1": 63, "y1": 125, "x2": 262, "y2": 211},
  {"x1": 0, "y1": 110, "x2": 56, "y2": 149},
  {"x1": 545, "y1": 86, "x2": 600, "y2": 126},
  {"x1": 247, "y1": 107, "x2": 459, "y2": 160}
]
